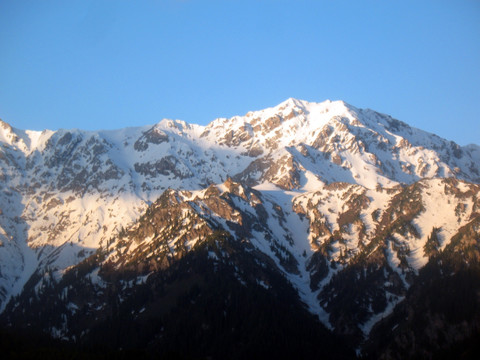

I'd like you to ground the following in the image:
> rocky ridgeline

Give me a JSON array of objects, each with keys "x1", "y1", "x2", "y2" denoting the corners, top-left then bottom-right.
[{"x1": 0, "y1": 99, "x2": 479, "y2": 358}]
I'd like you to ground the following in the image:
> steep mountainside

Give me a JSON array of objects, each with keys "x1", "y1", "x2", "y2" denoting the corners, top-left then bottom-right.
[{"x1": 0, "y1": 99, "x2": 479, "y2": 358}]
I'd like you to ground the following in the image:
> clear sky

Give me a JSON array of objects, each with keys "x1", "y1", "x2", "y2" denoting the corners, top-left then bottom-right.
[{"x1": 0, "y1": 0, "x2": 479, "y2": 145}]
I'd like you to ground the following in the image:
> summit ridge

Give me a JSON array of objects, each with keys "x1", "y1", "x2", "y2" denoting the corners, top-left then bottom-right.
[{"x1": 0, "y1": 99, "x2": 479, "y2": 358}]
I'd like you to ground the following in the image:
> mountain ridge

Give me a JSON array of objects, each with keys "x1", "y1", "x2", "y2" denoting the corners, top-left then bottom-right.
[{"x1": 1, "y1": 98, "x2": 479, "y2": 358}]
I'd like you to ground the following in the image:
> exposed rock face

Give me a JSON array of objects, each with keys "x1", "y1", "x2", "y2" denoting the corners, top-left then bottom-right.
[
  {"x1": 0, "y1": 99, "x2": 479, "y2": 358},
  {"x1": 134, "y1": 156, "x2": 193, "y2": 179},
  {"x1": 133, "y1": 126, "x2": 169, "y2": 151}
]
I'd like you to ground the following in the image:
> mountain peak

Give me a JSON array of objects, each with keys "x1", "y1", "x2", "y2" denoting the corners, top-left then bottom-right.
[
  {"x1": 1, "y1": 99, "x2": 480, "y2": 359},
  {"x1": 0, "y1": 118, "x2": 11, "y2": 129},
  {"x1": 272, "y1": 98, "x2": 357, "y2": 120},
  {"x1": 276, "y1": 97, "x2": 305, "y2": 110},
  {"x1": 0, "y1": 118, "x2": 13, "y2": 134},
  {"x1": 0, "y1": 118, "x2": 21, "y2": 146}
]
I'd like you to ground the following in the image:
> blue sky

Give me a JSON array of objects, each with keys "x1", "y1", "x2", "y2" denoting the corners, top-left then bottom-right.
[{"x1": 0, "y1": 0, "x2": 479, "y2": 145}]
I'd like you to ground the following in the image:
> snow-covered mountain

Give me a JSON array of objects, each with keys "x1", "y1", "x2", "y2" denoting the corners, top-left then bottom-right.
[{"x1": 0, "y1": 99, "x2": 479, "y2": 358}]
